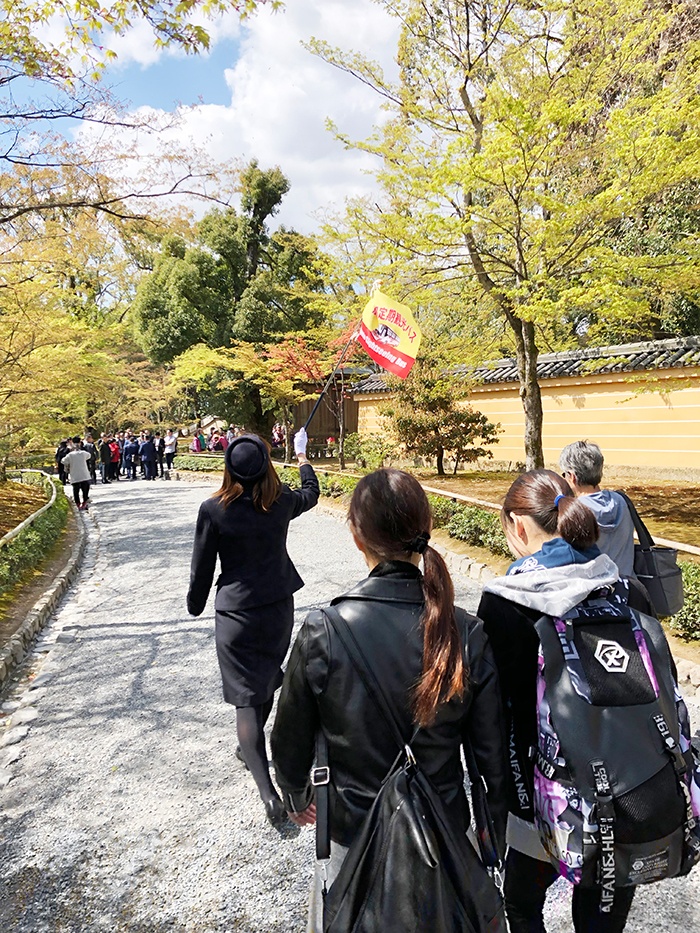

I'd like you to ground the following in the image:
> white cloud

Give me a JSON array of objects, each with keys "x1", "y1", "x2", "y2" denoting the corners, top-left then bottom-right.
[{"x1": 87, "y1": 0, "x2": 400, "y2": 232}]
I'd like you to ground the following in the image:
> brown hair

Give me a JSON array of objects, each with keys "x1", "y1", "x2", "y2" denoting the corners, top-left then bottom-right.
[
  {"x1": 212, "y1": 453, "x2": 282, "y2": 513},
  {"x1": 347, "y1": 469, "x2": 467, "y2": 727},
  {"x1": 501, "y1": 469, "x2": 599, "y2": 550}
]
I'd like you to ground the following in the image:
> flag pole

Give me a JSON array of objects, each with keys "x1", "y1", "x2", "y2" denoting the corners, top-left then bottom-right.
[{"x1": 303, "y1": 330, "x2": 358, "y2": 432}]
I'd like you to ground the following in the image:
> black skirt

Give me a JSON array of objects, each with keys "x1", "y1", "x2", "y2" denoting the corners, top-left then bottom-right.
[{"x1": 215, "y1": 596, "x2": 295, "y2": 706}]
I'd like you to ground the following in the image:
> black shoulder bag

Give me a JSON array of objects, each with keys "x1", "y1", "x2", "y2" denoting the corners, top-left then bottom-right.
[
  {"x1": 315, "y1": 605, "x2": 506, "y2": 933},
  {"x1": 616, "y1": 490, "x2": 684, "y2": 617}
]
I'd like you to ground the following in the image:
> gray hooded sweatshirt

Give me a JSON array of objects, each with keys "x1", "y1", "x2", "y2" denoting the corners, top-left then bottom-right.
[{"x1": 580, "y1": 490, "x2": 635, "y2": 578}]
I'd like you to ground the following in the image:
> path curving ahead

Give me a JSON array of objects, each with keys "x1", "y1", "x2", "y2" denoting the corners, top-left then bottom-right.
[{"x1": 0, "y1": 479, "x2": 698, "y2": 932}]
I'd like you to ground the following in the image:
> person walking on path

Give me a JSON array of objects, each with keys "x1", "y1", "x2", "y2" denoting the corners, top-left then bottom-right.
[
  {"x1": 164, "y1": 429, "x2": 178, "y2": 472},
  {"x1": 98, "y1": 433, "x2": 112, "y2": 484},
  {"x1": 187, "y1": 429, "x2": 319, "y2": 827},
  {"x1": 55, "y1": 438, "x2": 70, "y2": 484},
  {"x1": 139, "y1": 433, "x2": 157, "y2": 481},
  {"x1": 61, "y1": 437, "x2": 92, "y2": 510},
  {"x1": 122, "y1": 434, "x2": 139, "y2": 480},
  {"x1": 108, "y1": 436, "x2": 121, "y2": 481},
  {"x1": 476, "y1": 470, "x2": 639, "y2": 933},
  {"x1": 271, "y1": 468, "x2": 508, "y2": 930},
  {"x1": 83, "y1": 434, "x2": 97, "y2": 485},
  {"x1": 154, "y1": 432, "x2": 166, "y2": 477},
  {"x1": 559, "y1": 440, "x2": 636, "y2": 578}
]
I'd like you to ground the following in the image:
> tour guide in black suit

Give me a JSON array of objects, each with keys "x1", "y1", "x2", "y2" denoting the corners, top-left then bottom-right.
[{"x1": 187, "y1": 429, "x2": 319, "y2": 826}]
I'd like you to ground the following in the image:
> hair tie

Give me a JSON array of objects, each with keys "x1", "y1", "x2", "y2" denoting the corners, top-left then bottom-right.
[
  {"x1": 554, "y1": 494, "x2": 566, "y2": 508},
  {"x1": 408, "y1": 531, "x2": 431, "y2": 554}
]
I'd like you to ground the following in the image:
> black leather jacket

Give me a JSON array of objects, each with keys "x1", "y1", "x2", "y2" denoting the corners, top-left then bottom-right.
[{"x1": 271, "y1": 562, "x2": 508, "y2": 850}]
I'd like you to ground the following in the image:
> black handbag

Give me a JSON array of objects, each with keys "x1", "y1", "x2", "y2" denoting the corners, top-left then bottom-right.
[
  {"x1": 315, "y1": 605, "x2": 506, "y2": 933},
  {"x1": 616, "y1": 491, "x2": 684, "y2": 617}
]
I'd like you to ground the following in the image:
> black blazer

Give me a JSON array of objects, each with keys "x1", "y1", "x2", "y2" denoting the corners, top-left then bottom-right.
[
  {"x1": 187, "y1": 463, "x2": 319, "y2": 615},
  {"x1": 271, "y1": 563, "x2": 508, "y2": 850}
]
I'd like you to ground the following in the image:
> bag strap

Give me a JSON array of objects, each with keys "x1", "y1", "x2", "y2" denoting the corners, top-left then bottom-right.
[
  {"x1": 314, "y1": 729, "x2": 331, "y2": 862},
  {"x1": 615, "y1": 490, "x2": 655, "y2": 550},
  {"x1": 313, "y1": 605, "x2": 418, "y2": 867}
]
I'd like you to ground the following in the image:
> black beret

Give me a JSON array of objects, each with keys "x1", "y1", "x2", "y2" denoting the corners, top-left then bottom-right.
[{"x1": 225, "y1": 434, "x2": 269, "y2": 482}]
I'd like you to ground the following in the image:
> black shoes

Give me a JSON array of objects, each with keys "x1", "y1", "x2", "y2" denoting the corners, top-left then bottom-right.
[{"x1": 263, "y1": 797, "x2": 288, "y2": 828}]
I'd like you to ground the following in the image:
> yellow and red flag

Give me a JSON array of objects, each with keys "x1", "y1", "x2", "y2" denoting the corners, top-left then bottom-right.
[{"x1": 357, "y1": 290, "x2": 422, "y2": 378}]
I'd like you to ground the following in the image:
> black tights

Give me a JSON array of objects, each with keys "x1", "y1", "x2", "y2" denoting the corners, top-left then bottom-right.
[
  {"x1": 504, "y1": 849, "x2": 635, "y2": 933},
  {"x1": 236, "y1": 698, "x2": 277, "y2": 801}
]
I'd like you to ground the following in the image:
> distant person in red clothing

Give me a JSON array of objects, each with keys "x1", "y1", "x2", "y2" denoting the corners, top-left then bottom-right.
[{"x1": 109, "y1": 437, "x2": 121, "y2": 481}]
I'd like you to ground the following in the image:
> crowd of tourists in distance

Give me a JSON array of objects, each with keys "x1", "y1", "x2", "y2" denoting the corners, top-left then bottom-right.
[
  {"x1": 187, "y1": 434, "x2": 700, "y2": 933},
  {"x1": 188, "y1": 422, "x2": 285, "y2": 454},
  {"x1": 55, "y1": 428, "x2": 180, "y2": 510}
]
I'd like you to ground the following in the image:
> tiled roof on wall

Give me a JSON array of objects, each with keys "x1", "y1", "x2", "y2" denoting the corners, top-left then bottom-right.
[{"x1": 351, "y1": 335, "x2": 700, "y2": 394}]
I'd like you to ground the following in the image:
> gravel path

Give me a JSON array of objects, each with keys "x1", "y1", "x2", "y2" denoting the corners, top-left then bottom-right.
[{"x1": 0, "y1": 479, "x2": 698, "y2": 932}]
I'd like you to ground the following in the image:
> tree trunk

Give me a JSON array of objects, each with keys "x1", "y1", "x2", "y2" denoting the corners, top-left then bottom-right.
[
  {"x1": 463, "y1": 213, "x2": 545, "y2": 471},
  {"x1": 436, "y1": 446, "x2": 445, "y2": 476},
  {"x1": 508, "y1": 315, "x2": 544, "y2": 470},
  {"x1": 249, "y1": 386, "x2": 265, "y2": 434}
]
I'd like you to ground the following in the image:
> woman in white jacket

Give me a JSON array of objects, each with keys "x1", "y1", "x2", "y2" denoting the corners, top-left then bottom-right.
[{"x1": 62, "y1": 437, "x2": 93, "y2": 511}]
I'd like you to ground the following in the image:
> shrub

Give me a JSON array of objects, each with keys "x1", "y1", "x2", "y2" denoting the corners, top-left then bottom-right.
[
  {"x1": 344, "y1": 432, "x2": 397, "y2": 470},
  {"x1": 669, "y1": 561, "x2": 700, "y2": 641},
  {"x1": 173, "y1": 454, "x2": 224, "y2": 473},
  {"x1": 427, "y1": 494, "x2": 462, "y2": 529},
  {"x1": 0, "y1": 478, "x2": 69, "y2": 598},
  {"x1": 276, "y1": 466, "x2": 359, "y2": 500},
  {"x1": 446, "y1": 505, "x2": 510, "y2": 558}
]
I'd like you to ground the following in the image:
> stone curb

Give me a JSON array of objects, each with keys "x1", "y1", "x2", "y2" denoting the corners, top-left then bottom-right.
[
  {"x1": 0, "y1": 502, "x2": 87, "y2": 696},
  {"x1": 315, "y1": 501, "x2": 700, "y2": 698}
]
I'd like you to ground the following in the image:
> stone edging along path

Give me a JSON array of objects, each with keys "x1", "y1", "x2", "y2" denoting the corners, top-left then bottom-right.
[{"x1": 0, "y1": 500, "x2": 87, "y2": 696}]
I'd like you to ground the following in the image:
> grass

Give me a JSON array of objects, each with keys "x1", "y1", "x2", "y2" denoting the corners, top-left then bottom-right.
[{"x1": 0, "y1": 480, "x2": 48, "y2": 536}]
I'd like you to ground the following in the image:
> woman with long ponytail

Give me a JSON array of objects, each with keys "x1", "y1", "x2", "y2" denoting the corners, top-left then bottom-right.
[{"x1": 271, "y1": 468, "x2": 508, "y2": 931}]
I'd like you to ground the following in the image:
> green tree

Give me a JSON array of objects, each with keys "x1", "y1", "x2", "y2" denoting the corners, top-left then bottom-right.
[
  {"x1": 381, "y1": 359, "x2": 499, "y2": 476},
  {"x1": 132, "y1": 234, "x2": 232, "y2": 363},
  {"x1": 311, "y1": 0, "x2": 700, "y2": 469},
  {"x1": 133, "y1": 164, "x2": 329, "y2": 429}
]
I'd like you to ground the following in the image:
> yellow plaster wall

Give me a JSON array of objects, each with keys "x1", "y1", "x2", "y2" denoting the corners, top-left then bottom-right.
[
  {"x1": 354, "y1": 367, "x2": 700, "y2": 469},
  {"x1": 356, "y1": 394, "x2": 393, "y2": 436}
]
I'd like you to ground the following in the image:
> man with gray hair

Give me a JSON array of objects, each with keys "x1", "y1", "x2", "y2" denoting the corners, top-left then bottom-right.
[{"x1": 558, "y1": 440, "x2": 636, "y2": 577}]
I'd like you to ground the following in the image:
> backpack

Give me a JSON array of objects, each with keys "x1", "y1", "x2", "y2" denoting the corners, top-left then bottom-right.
[
  {"x1": 316, "y1": 606, "x2": 506, "y2": 933},
  {"x1": 530, "y1": 582, "x2": 700, "y2": 911}
]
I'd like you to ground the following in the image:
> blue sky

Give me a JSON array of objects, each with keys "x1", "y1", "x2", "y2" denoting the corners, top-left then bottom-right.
[
  {"x1": 109, "y1": 41, "x2": 240, "y2": 111},
  {"x1": 83, "y1": 1, "x2": 401, "y2": 233}
]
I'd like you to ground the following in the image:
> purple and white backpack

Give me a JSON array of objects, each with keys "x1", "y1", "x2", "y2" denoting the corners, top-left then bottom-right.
[{"x1": 532, "y1": 583, "x2": 700, "y2": 911}]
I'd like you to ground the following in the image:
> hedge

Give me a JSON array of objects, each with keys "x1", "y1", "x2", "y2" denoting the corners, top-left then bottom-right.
[
  {"x1": 173, "y1": 454, "x2": 225, "y2": 473},
  {"x1": 0, "y1": 477, "x2": 69, "y2": 598},
  {"x1": 669, "y1": 562, "x2": 700, "y2": 641},
  {"x1": 276, "y1": 467, "x2": 359, "y2": 500},
  {"x1": 444, "y1": 506, "x2": 511, "y2": 558}
]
